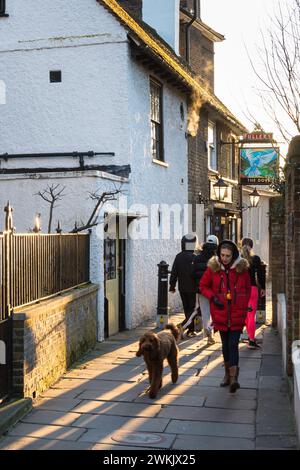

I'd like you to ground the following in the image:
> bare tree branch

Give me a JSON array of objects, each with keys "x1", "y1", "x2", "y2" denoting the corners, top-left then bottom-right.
[
  {"x1": 35, "y1": 184, "x2": 66, "y2": 233},
  {"x1": 247, "y1": 0, "x2": 300, "y2": 142},
  {"x1": 69, "y1": 184, "x2": 125, "y2": 233}
]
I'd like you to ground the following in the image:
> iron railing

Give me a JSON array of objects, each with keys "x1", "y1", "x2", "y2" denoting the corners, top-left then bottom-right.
[{"x1": 0, "y1": 205, "x2": 90, "y2": 320}]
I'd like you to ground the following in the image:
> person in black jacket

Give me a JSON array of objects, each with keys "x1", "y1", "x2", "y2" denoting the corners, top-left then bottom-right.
[
  {"x1": 169, "y1": 233, "x2": 198, "y2": 337},
  {"x1": 241, "y1": 237, "x2": 266, "y2": 349},
  {"x1": 194, "y1": 234, "x2": 219, "y2": 345}
]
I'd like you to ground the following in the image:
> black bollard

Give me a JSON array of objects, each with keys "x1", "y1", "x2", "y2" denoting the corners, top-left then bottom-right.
[
  {"x1": 257, "y1": 262, "x2": 267, "y2": 324},
  {"x1": 157, "y1": 260, "x2": 170, "y2": 328}
]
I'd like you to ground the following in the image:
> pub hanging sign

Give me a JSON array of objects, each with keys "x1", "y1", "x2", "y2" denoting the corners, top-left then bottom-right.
[{"x1": 240, "y1": 147, "x2": 279, "y2": 185}]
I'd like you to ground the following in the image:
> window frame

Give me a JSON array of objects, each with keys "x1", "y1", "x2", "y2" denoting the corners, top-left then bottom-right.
[
  {"x1": 0, "y1": 0, "x2": 8, "y2": 17},
  {"x1": 150, "y1": 77, "x2": 164, "y2": 162},
  {"x1": 208, "y1": 121, "x2": 217, "y2": 171}
]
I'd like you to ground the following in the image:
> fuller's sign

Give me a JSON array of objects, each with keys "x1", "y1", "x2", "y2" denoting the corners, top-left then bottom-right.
[
  {"x1": 242, "y1": 132, "x2": 273, "y2": 142},
  {"x1": 240, "y1": 147, "x2": 279, "y2": 185}
]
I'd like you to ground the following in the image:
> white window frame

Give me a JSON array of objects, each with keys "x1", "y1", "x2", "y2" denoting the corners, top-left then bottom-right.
[{"x1": 208, "y1": 121, "x2": 217, "y2": 171}]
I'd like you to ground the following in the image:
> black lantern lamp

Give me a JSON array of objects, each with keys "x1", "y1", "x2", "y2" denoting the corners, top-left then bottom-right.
[
  {"x1": 213, "y1": 176, "x2": 228, "y2": 202},
  {"x1": 249, "y1": 187, "x2": 260, "y2": 208}
]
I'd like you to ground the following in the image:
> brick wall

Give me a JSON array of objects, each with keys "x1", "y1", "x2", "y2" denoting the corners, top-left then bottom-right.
[
  {"x1": 284, "y1": 136, "x2": 300, "y2": 375},
  {"x1": 179, "y1": 25, "x2": 214, "y2": 91},
  {"x1": 188, "y1": 109, "x2": 209, "y2": 207},
  {"x1": 191, "y1": 31, "x2": 214, "y2": 90},
  {"x1": 12, "y1": 284, "x2": 98, "y2": 398},
  {"x1": 269, "y1": 196, "x2": 285, "y2": 327}
]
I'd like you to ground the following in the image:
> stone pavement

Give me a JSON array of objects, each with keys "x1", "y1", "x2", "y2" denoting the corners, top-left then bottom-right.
[{"x1": 0, "y1": 309, "x2": 298, "y2": 450}]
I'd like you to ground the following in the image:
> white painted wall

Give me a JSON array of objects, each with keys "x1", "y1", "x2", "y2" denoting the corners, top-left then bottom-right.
[
  {"x1": 125, "y1": 58, "x2": 188, "y2": 325},
  {"x1": 292, "y1": 340, "x2": 300, "y2": 446},
  {"x1": 242, "y1": 193, "x2": 270, "y2": 269},
  {"x1": 277, "y1": 293, "x2": 287, "y2": 374},
  {"x1": 0, "y1": 0, "x2": 189, "y2": 331},
  {"x1": 142, "y1": 0, "x2": 180, "y2": 53},
  {"x1": 0, "y1": 171, "x2": 127, "y2": 341}
]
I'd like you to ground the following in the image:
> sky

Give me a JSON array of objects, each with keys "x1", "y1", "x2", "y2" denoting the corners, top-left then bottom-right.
[{"x1": 201, "y1": 0, "x2": 293, "y2": 155}]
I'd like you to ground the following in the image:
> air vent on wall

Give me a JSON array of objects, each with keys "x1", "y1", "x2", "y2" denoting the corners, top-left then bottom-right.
[{"x1": 50, "y1": 71, "x2": 62, "y2": 83}]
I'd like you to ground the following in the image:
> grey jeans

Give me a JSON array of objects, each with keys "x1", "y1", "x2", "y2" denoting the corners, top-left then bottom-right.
[{"x1": 182, "y1": 294, "x2": 213, "y2": 334}]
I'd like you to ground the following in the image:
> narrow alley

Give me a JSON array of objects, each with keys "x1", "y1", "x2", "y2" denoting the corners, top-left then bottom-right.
[{"x1": 0, "y1": 292, "x2": 297, "y2": 451}]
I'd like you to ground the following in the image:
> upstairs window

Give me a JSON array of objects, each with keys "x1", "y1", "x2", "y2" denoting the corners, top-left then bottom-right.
[
  {"x1": 208, "y1": 121, "x2": 217, "y2": 171},
  {"x1": 150, "y1": 78, "x2": 164, "y2": 162},
  {"x1": 0, "y1": 1, "x2": 8, "y2": 16}
]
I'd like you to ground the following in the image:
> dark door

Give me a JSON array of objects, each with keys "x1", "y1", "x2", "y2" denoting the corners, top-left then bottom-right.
[
  {"x1": 0, "y1": 317, "x2": 12, "y2": 401},
  {"x1": 118, "y1": 239, "x2": 126, "y2": 331}
]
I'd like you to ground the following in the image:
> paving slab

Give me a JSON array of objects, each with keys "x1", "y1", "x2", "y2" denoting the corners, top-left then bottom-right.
[
  {"x1": 165, "y1": 419, "x2": 255, "y2": 439},
  {"x1": 261, "y1": 354, "x2": 283, "y2": 376},
  {"x1": 197, "y1": 375, "x2": 258, "y2": 389},
  {"x1": 64, "y1": 369, "x2": 142, "y2": 382},
  {"x1": 173, "y1": 434, "x2": 255, "y2": 450},
  {"x1": 20, "y1": 409, "x2": 81, "y2": 426},
  {"x1": 134, "y1": 394, "x2": 205, "y2": 407},
  {"x1": 199, "y1": 368, "x2": 258, "y2": 380},
  {"x1": 158, "y1": 405, "x2": 255, "y2": 424},
  {"x1": 72, "y1": 400, "x2": 161, "y2": 418},
  {"x1": 258, "y1": 376, "x2": 288, "y2": 391},
  {"x1": 0, "y1": 436, "x2": 93, "y2": 450},
  {"x1": 34, "y1": 398, "x2": 82, "y2": 412},
  {"x1": 139, "y1": 375, "x2": 200, "y2": 387},
  {"x1": 74, "y1": 414, "x2": 169, "y2": 432},
  {"x1": 258, "y1": 389, "x2": 295, "y2": 410},
  {"x1": 255, "y1": 435, "x2": 298, "y2": 449},
  {"x1": 75, "y1": 387, "x2": 144, "y2": 403},
  {"x1": 92, "y1": 443, "x2": 158, "y2": 450},
  {"x1": 51, "y1": 378, "x2": 91, "y2": 389},
  {"x1": 204, "y1": 396, "x2": 257, "y2": 410},
  {"x1": 256, "y1": 407, "x2": 296, "y2": 435},
  {"x1": 40, "y1": 387, "x2": 86, "y2": 399},
  {"x1": 195, "y1": 385, "x2": 257, "y2": 400},
  {"x1": 7, "y1": 422, "x2": 85, "y2": 441}
]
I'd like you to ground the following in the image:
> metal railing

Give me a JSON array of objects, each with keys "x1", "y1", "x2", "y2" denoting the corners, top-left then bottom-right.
[{"x1": 0, "y1": 204, "x2": 90, "y2": 320}]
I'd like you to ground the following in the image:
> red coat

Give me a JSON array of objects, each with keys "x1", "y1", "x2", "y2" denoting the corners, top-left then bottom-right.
[{"x1": 200, "y1": 256, "x2": 251, "y2": 332}]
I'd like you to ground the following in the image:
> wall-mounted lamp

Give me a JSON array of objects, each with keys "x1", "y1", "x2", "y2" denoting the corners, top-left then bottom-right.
[
  {"x1": 238, "y1": 188, "x2": 261, "y2": 211},
  {"x1": 213, "y1": 176, "x2": 228, "y2": 202},
  {"x1": 249, "y1": 187, "x2": 260, "y2": 208}
]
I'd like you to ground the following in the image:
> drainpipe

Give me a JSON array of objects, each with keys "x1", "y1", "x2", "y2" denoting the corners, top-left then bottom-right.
[{"x1": 185, "y1": 0, "x2": 199, "y2": 64}]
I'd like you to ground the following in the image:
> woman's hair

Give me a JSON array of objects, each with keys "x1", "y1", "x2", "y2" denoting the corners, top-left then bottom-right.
[
  {"x1": 242, "y1": 237, "x2": 253, "y2": 248},
  {"x1": 220, "y1": 243, "x2": 234, "y2": 253},
  {"x1": 241, "y1": 240, "x2": 254, "y2": 263}
]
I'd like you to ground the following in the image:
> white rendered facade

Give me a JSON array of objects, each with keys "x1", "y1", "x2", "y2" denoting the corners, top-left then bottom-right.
[{"x1": 0, "y1": 0, "x2": 189, "y2": 337}]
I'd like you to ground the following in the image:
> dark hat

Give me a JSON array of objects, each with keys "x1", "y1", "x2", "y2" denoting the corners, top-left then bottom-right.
[{"x1": 217, "y1": 239, "x2": 239, "y2": 261}]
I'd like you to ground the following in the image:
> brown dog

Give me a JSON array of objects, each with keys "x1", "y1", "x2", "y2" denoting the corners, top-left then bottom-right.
[{"x1": 136, "y1": 323, "x2": 179, "y2": 399}]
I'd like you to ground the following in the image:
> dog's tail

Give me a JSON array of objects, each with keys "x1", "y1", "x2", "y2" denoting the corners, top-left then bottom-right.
[{"x1": 164, "y1": 323, "x2": 180, "y2": 341}]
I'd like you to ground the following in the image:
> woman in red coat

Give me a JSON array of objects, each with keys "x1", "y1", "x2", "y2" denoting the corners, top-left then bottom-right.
[{"x1": 200, "y1": 240, "x2": 251, "y2": 393}]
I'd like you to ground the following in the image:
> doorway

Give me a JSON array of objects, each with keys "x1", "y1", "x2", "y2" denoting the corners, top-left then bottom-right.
[{"x1": 104, "y1": 218, "x2": 126, "y2": 337}]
